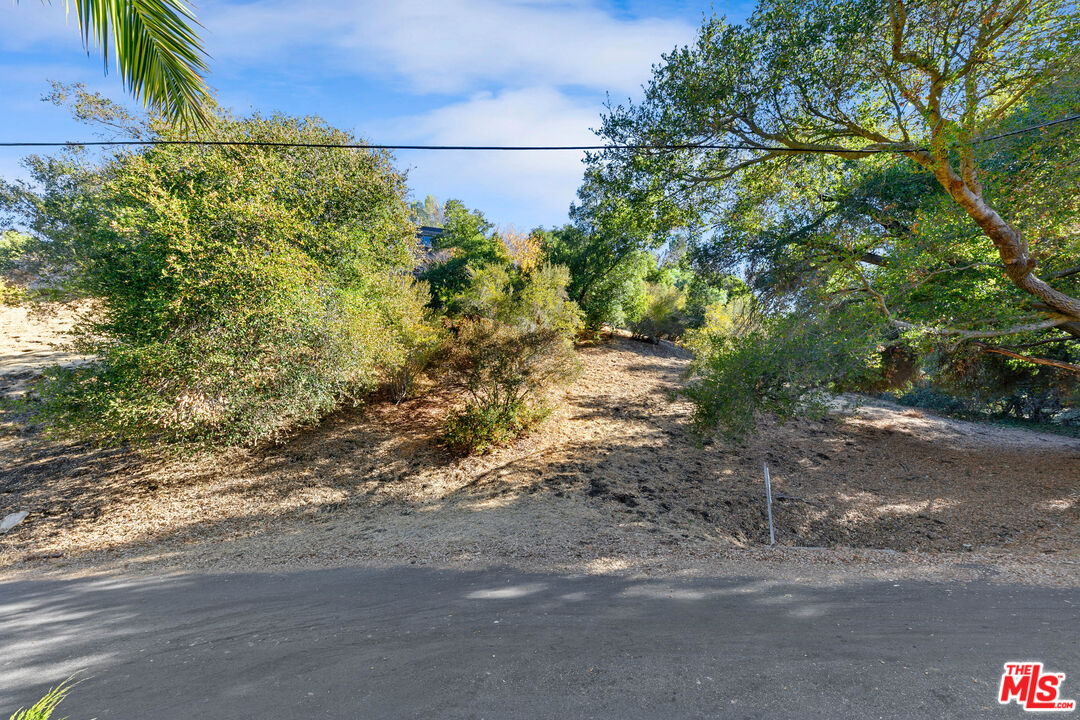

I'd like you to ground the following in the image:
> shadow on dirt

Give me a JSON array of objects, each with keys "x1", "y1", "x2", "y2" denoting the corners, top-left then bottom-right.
[{"x1": 2, "y1": 336, "x2": 1078, "y2": 571}]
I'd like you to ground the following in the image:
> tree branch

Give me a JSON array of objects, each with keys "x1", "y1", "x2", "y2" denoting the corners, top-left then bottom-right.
[
  {"x1": 1044, "y1": 265, "x2": 1080, "y2": 281},
  {"x1": 891, "y1": 317, "x2": 1067, "y2": 339},
  {"x1": 972, "y1": 341, "x2": 1080, "y2": 374}
]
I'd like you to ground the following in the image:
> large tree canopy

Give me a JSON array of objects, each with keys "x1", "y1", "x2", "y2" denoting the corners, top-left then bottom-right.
[{"x1": 593, "y1": 0, "x2": 1080, "y2": 357}]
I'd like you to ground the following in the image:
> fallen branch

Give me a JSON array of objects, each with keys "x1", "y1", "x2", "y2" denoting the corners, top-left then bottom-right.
[
  {"x1": 892, "y1": 317, "x2": 1066, "y2": 339},
  {"x1": 972, "y1": 342, "x2": 1080, "y2": 374}
]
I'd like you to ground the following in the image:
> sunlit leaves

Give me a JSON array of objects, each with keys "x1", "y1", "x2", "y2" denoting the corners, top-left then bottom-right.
[
  {"x1": 20, "y1": 104, "x2": 431, "y2": 446},
  {"x1": 26, "y1": 1, "x2": 214, "y2": 127}
]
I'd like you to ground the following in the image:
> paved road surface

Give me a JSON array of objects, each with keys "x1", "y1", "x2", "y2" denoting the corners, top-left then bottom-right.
[{"x1": 2, "y1": 567, "x2": 1078, "y2": 718}]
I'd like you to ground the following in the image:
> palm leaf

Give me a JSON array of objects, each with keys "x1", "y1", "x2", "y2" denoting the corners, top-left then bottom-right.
[{"x1": 33, "y1": 0, "x2": 213, "y2": 127}]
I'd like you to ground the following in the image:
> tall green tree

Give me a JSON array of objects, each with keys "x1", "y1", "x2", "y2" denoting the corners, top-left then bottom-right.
[
  {"x1": 421, "y1": 200, "x2": 501, "y2": 305},
  {"x1": 594, "y1": 0, "x2": 1080, "y2": 350},
  {"x1": 540, "y1": 167, "x2": 682, "y2": 328}
]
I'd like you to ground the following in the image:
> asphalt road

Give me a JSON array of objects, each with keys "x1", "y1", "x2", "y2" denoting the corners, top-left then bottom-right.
[{"x1": 2, "y1": 567, "x2": 1077, "y2": 719}]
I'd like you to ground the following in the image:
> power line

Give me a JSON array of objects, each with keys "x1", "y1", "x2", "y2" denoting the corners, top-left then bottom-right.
[
  {"x1": 0, "y1": 139, "x2": 889, "y2": 152},
  {"x1": 0, "y1": 113, "x2": 1075, "y2": 153},
  {"x1": 974, "y1": 113, "x2": 1080, "y2": 143}
]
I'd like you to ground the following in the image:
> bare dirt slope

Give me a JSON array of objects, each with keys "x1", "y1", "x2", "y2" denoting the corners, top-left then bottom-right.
[
  {"x1": 1, "y1": 306, "x2": 1078, "y2": 583},
  {"x1": 0, "y1": 302, "x2": 90, "y2": 399}
]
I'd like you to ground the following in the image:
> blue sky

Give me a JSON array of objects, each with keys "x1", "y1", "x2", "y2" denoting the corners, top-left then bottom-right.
[{"x1": 1, "y1": 0, "x2": 751, "y2": 229}]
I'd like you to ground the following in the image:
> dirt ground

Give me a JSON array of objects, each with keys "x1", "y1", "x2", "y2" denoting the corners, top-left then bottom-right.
[
  {"x1": 0, "y1": 301, "x2": 91, "y2": 399},
  {"x1": 1, "y1": 304, "x2": 1078, "y2": 584}
]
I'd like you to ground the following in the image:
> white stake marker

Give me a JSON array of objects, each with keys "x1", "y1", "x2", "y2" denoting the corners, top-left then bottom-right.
[{"x1": 763, "y1": 463, "x2": 775, "y2": 546}]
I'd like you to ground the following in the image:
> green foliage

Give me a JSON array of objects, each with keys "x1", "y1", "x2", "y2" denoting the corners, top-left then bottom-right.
[
  {"x1": 681, "y1": 273, "x2": 742, "y2": 329},
  {"x1": 683, "y1": 294, "x2": 757, "y2": 356},
  {"x1": 443, "y1": 264, "x2": 582, "y2": 455},
  {"x1": 893, "y1": 387, "x2": 969, "y2": 417},
  {"x1": 383, "y1": 280, "x2": 446, "y2": 403},
  {"x1": 0, "y1": 232, "x2": 31, "y2": 305},
  {"x1": 540, "y1": 224, "x2": 653, "y2": 329},
  {"x1": 511, "y1": 264, "x2": 586, "y2": 336},
  {"x1": 421, "y1": 200, "x2": 501, "y2": 306},
  {"x1": 579, "y1": 0, "x2": 1080, "y2": 432},
  {"x1": 9, "y1": 677, "x2": 76, "y2": 720},
  {"x1": 630, "y1": 283, "x2": 685, "y2": 341},
  {"x1": 12, "y1": 1, "x2": 213, "y2": 127},
  {"x1": 0, "y1": 278, "x2": 26, "y2": 306},
  {"x1": 18, "y1": 104, "x2": 434, "y2": 446},
  {"x1": 0, "y1": 231, "x2": 30, "y2": 273},
  {"x1": 409, "y1": 195, "x2": 444, "y2": 227},
  {"x1": 537, "y1": 161, "x2": 690, "y2": 330},
  {"x1": 443, "y1": 350, "x2": 553, "y2": 455},
  {"x1": 897, "y1": 343, "x2": 1080, "y2": 424},
  {"x1": 684, "y1": 309, "x2": 881, "y2": 438},
  {"x1": 70, "y1": 0, "x2": 211, "y2": 126},
  {"x1": 450, "y1": 263, "x2": 583, "y2": 333}
]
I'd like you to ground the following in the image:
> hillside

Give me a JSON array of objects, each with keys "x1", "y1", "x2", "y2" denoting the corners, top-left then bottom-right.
[{"x1": 1, "y1": 304, "x2": 1078, "y2": 583}]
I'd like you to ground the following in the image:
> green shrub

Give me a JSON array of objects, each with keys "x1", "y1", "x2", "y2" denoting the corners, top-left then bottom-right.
[
  {"x1": 0, "y1": 231, "x2": 31, "y2": 305},
  {"x1": 26, "y1": 110, "x2": 433, "y2": 446},
  {"x1": 383, "y1": 279, "x2": 446, "y2": 402},
  {"x1": 444, "y1": 395, "x2": 549, "y2": 456},
  {"x1": 0, "y1": 278, "x2": 26, "y2": 306},
  {"x1": 630, "y1": 282, "x2": 686, "y2": 341},
  {"x1": 0, "y1": 231, "x2": 30, "y2": 273},
  {"x1": 893, "y1": 386, "x2": 970, "y2": 416},
  {"x1": 684, "y1": 311, "x2": 880, "y2": 438},
  {"x1": 442, "y1": 264, "x2": 582, "y2": 455}
]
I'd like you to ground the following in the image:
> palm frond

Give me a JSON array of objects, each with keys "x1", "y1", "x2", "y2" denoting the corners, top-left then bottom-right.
[{"x1": 61, "y1": 0, "x2": 213, "y2": 128}]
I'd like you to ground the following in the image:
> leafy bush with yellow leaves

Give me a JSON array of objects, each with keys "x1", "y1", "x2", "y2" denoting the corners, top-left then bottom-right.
[
  {"x1": 443, "y1": 263, "x2": 582, "y2": 454},
  {"x1": 25, "y1": 109, "x2": 434, "y2": 446}
]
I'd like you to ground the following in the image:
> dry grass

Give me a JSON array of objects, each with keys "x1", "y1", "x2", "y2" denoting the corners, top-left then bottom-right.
[{"x1": 1, "y1": 306, "x2": 1078, "y2": 584}]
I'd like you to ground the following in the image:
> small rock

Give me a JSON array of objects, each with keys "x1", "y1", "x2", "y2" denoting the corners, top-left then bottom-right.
[{"x1": 0, "y1": 511, "x2": 29, "y2": 534}]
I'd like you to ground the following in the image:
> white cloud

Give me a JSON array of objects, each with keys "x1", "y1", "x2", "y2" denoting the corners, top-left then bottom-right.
[
  {"x1": 377, "y1": 87, "x2": 601, "y2": 226},
  {"x1": 0, "y1": 0, "x2": 700, "y2": 226},
  {"x1": 204, "y1": 0, "x2": 692, "y2": 94}
]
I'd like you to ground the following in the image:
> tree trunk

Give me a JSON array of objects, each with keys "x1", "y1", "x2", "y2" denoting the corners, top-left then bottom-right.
[{"x1": 930, "y1": 163, "x2": 1080, "y2": 320}]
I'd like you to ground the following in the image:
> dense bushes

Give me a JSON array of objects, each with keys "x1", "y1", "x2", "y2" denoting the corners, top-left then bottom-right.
[
  {"x1": 442, "y1": 318, "x2": 573, "y2": 454},
  {"x1": 0, "y1": 231, "x2": 30, "y2": 304},
  {"x1": 630, "y1": 282, "x2": 685, "y2": 341},
  {"x1": 683, "y1": 308, "x2": 881, "y2": 438},
  {"x1": 19, "y1": 110, "x2": 434, "y2": 446},
  {"x1": 442, "y1": 264, "x2": 582, "y2": 454},
  {"x1": 889, "y1": 344, "x2": 1080, "y2": 426},
  {"x1": 413, "y1": 204, "x2": 585, "y2": 454},
  {"x1": 2, "y1": 91, "x2": 586, "y2": 454}
]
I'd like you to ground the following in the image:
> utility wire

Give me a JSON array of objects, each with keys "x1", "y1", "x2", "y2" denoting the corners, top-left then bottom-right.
[
  {"x1": 973, "y1": 113, "x2": 1080, "y2": 143},
  {"x1": 0, "y1": 140, "x2": 889, "y2": 152},
  {"x1": 0, "y1": 113, "x2": 1075, "y2": 153}
]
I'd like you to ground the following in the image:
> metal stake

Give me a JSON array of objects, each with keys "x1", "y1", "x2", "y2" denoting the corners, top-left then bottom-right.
[{"x1": 763, "y1": 463, "x2": 775, "y2": 546}]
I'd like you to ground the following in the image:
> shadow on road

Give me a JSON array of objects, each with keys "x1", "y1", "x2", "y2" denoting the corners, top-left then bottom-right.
[{"x1": 2, "y1": 566, "x2": 1077, "y2": 719}]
